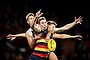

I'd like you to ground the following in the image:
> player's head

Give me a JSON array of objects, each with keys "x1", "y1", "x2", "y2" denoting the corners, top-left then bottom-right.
[
  {"x1": 26, "y1": 13, "x2": 35, "y2": 27},
  {"x1": 47, "y1": 20, "x2": 57, "y2": 28},
  {"x1": 26, "y1": 13, "x2": 34, "y2": 21},
  {"x1": 38, "y1": 17, "x2": 47, "y2": 30}
]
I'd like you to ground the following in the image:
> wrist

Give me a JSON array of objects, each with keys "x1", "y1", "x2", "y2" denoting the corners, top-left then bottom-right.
[
  {"x1": 73, "y1": 21, "x2": 77, "y2": 24},
  {"x1": 72, "y1": 36, "x2": 76, "y2": 38}
]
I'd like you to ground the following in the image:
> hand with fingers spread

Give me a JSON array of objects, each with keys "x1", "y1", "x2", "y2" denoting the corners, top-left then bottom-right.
[
  {"x1": 6, "y1": 34, "x2": 16, "y2": 41},
  {"x1": 35, "y1": 9, "x2": 43, "y2": 18},
  {"x1": 74, "y1": 16, "x2": 83, "y2": 24},
  {"x1": 75, "y1": 35, "x2": 83, "y2": 40}
]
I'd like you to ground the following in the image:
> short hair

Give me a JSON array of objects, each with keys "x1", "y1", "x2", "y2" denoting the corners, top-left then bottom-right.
[
  {"x1": 26, "y1": 13, "x2": 34, "y2": 21},
  {"x1": 47, "y1": 20, "x2": 57, "y2": 26},
  {"x1": 38, "y1": 17, "x2": 46, "y2": 23}
]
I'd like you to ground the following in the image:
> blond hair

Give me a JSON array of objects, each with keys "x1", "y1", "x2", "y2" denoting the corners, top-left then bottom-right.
[
  {"x1": 38, "y1": 17, "x2": 46, "y2": 23},
  {"x1": 47, "y1": 20, "x2": 57, "y2": 26},
  {"x1": 26, "y1": 13, "x2": 34, "y2": 21}
]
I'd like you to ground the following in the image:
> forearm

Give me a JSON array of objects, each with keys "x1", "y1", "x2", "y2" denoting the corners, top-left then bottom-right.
[
  {"x1": 46, "y1": 26, "x2": 54, "y2": 40},
  {"x1": 13, "y1": 33, "x2": 26, "y2": 37},
  {"x1": 54, "y1": 21, "x2": 76, "y2": 33},
  {"x1": 45, "y1": 31, "x2": 52, "y2": 41},
  {"x1": 53, "y1": 34, "x2": 77, "y2": 39},
  {"x1": 60, "y1": 34, "x2": 76, "y2": 39},
  {"x1": 62, "y1": 22, "x2": 76, "y2": 30},
  {"x1": 29, "y1": 39, "x2": 35, "y2": 49}
]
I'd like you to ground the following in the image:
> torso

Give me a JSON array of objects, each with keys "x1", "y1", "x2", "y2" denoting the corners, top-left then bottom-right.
[{"x1": 27, "y1": 28, "x2": 34, "y2": 39}]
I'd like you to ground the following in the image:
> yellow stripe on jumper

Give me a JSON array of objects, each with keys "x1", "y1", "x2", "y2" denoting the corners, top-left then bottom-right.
[
  {"x1": 35, "y1": 47, "x2": 49, "y2": 52},
  {"x1": 36, "y1": 39, "x2": 47, "y2": 43}
]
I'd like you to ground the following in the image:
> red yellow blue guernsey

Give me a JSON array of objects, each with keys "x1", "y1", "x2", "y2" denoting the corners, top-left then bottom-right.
[{"x1": 32, "y1": 39, "x2": 50, "y2": 58}]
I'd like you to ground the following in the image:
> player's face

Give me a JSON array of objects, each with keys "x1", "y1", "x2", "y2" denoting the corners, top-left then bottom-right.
[
  {"x1": 39, "y1": 19, "x2": 47, "y2": 30},
  {"x1": 27, "y1": 16, "x2": 35, "y2": 27}
]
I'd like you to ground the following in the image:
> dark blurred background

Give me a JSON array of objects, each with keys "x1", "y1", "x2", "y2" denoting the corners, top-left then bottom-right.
[{"x1": 0, "y1": 0, "x2": 90, "y2": 60}]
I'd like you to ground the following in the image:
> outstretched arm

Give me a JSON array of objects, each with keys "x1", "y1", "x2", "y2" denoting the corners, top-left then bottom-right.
[
  {"x1": 45, "y1": 24, "x2": 54, "y2": 41},
  {"x1": 7, "y1": 33, "x2": 26, "y2": 41},
  {"x1": 53, "y1": 34, "x2": 82, "y2": 40},
  {"x1": 33, "y1": 9, "x2": 43, "y2": 32},
  {"x1": 34, "y1": 9, "x2": 43, "y2": 22},
  {"x1": 53, "y1": 16, "x2": 83, "y2": 33}
]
